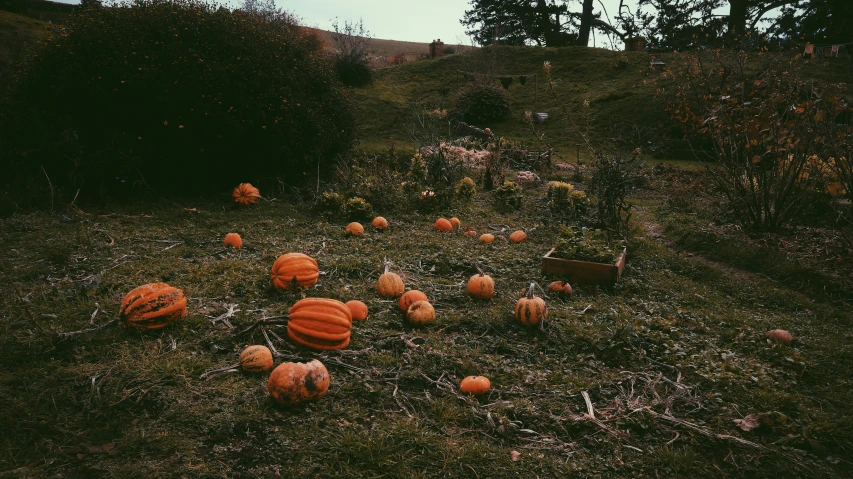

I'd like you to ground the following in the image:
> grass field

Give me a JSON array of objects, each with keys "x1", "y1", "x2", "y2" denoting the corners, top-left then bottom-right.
[{"x1": 2, "y1": 165, "x2": 852, "y2": 477}]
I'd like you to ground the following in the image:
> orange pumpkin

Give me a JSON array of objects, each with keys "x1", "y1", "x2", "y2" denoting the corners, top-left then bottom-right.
[
  {"x1": 371, "y1": 217, "x2": 388, "y2": 231},
  {"x1": 449, "y1": 217, "x2": 461, "y2": 229},
  {"x1": 232, "y1": 183, "x2": 261, "y2": 205},
  {"x1": 548, "y1": 281, "x2": 573, "y2": 297},
  {"x1": 268, "y1": 359, "x2": 330, "y2": 406},
  {"x1": 224, "y1": 233, "x2": 243, "y2": 249},
  {"x1": 346, "y1": 222, "x2": 365, "y2": 236},
  {"x1": 271, "y1": 253, "x2": 319, "y2": 290},
  {"x1": 479, "y1": 233, "x2": 495, "y2": 243},
  {"x1": 766, "y1": 329, "x2": 793, "y2": 346},
  {"x1": 399, "y1": 290, "x2": 429, "y2": 312},
  {"x1": 119, "y1": 282, "x2": 187, "y2": 330},
  {"x1": 406, "y1": 300, "x2": 435, "y2": 326},
  {"x1": 286, "y1": 298, "x2": 353, "y2": 350},
  {"x1": 377, "y1": 264, "x2": 405, "y2": 298},
  {"x1": 509, "y1": 230, "x2": 527, "y2": 243},
  {"x1": 464, "y1": 227, "x2": 477, "y2": 238},
  {"x1": 434, "y1": 218, "x2": 453, "y2": 232},
  {"x1": 514, "y1": 283, "x2": 547, "y2": 326},
  {"x1": 467, "y1": 266, "x2": 495, "y2": 300},
  {"x1": 239, "y1": 345, "x2": 274, "y2": 373},
  {"x1": 460, "y1": 376, "x2": 491, "y2": 396},
  {"x1": 345, "y1": 300, "x2": 369, "y2": 321}
]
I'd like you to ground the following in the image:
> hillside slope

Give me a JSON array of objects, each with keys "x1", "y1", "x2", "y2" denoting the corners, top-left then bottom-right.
[
  {"x1": 350, "y1": 45, "x2": 853, "y2": 161},
  {"x1": 350, "y1": 46, "x2": 672, "y2": 161}
]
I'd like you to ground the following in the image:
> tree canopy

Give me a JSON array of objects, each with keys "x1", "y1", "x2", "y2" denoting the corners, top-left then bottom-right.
[{"x1": 461, "y1": 0, "x2": 853, "y2": 50}]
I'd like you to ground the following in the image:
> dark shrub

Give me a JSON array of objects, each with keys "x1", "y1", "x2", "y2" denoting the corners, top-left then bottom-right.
[
  {"x1": 335, "y1": 54, "x2": 372, "y2": 86},
  {"x1": 456, "y1": 84, "x2": 510, "y2": 124},
  {"x1": 0, "y1": 0, "x2": 356, "y2": 202}
]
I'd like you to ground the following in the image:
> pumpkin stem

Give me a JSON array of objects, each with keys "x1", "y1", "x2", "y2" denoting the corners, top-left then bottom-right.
[
  {"x1": 473, "y1": 261, "x2": 485, "y2": 276},
  {"x1": 527, "y1": 282, "x2": 536, "y2": 299}
]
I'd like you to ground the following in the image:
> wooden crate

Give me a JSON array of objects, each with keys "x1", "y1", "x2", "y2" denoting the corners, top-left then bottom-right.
[{"x1": 541, "y1": 248, "x2": 627, "y2": 285}]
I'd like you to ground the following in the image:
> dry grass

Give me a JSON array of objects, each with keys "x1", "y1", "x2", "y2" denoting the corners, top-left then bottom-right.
[{"x1": 2, "y1": 169, "x2": 852, "y2": 477}]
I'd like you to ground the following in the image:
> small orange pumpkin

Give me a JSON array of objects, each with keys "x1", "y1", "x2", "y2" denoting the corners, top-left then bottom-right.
[
  {"x1": 464, "y1": 227, "x2": 477, "y2": 238},
  {"x1": 460, "y1": 376, "x2": 491, "y2": 396},
  {"x1": 346, "y1": 222, "x2": 365, "y2": 236},
  {"x1": 345, "y1": 300, "x2": 369, "y2": 321},
  {"x1": 434, "y1": 218, "x2": 453, "y2": 232},
  {"x1": 232, "y1": 183, "x2": 261, "y2": 205},
  {"x1": 514, "y1": 283, "x2": 547, "y2": 326},
  {"x1": 371, "y1": 217, "x2": 388, "y2": 231},
  {"x1": 268, "y1": 359, "x2": 330, "y2": 406},
  {"x1": 271, "y1": 253, "x2": 319, "y2": 290},
  {"x1": 467, "y1": 265, "x2": 495, "y2": 300},
  {"x1": 239, "y1": 345, "x2": 274, "y2": 373},
  {"x1": 479, "y1": 233, "x2": 495, "y2": 244},
  {"x1": 449, "y1": 217, "x2": 461, "y2": 229},
  {"x1": 399, "y1": 290, "x2": 429, "y2": 312},
  {"x1": 377, "y1": 264, "x2": 405, "y2": 298},
  {"x1": 406, "y1": 300, "x2": 435, "y2": 326},
  {"x1": 224, "y1": 233, "x2": 243, "y2": 249},
  {"x1": 509, "y1": 230, "x2": 527, "y2": 243},
  {"x1": 287, "y1": 298, "x2": 353, "y2": 350},
  {"x1": 766, "y1": 329, "x2": 793, "y2": 346},
  {"x1": 120, "y1": 282, "x2": 187, "y2": 330},
  {"x1": 548, "y1": 281, "x2": 573, "y2": 297}
]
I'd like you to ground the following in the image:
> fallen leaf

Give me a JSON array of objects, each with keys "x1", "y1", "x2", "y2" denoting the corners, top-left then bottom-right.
[
  {"x1": 510, "y1": 450, "x2": 521, "y2": 462},
  {"x1": 733, "y1": 414, "x2": 761, "y2": 431}
]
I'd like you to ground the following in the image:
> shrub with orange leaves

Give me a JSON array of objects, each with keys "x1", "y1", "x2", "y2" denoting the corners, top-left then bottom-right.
[{"x1": 664, "y1": 45, "x2": 849, "y2": 230}]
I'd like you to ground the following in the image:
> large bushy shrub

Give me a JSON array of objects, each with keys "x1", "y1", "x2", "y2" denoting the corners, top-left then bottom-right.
[
  {"x1": 0, "y1": 0, "x2": 356, "y2": 201},
  {"x1": 456, "y1": 84, "x2": 511, "y2": 125}
]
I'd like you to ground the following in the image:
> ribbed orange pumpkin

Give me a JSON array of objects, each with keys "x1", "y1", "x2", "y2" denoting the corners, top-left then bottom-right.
[
  {"x1": 224, "y1": 233, "x2": 243, "y2": 249},
  {"x1": 271, "y1": 253, "x2": 319, "y2": 290},
  {"x1": 345, "y1": 300, "x2": 369, "y2": 321},
  {"x1": 268, "y1": 359, "x2": 330, "y2": 406},
  {"x1": 406, "y1": 300, "x2": 435, "y2": 326},
  {"x1": 548, "y1": 281, "x2": 573, "y2": 296},
  {"x1": 509, "y1": 230, "x2": 527, "y2": 243},
  {"x1": 371, "y1": 217, "x2": 388, "y2": 231},
  {"x1": 346, "y1": 222, "x2": 365, "y2": 236},
  {"x1": 377, "y1": 264, "x2": 405, "y2": 298},
  {"x1": 479, "y1": 233, "x2": 495, "y2": 243},
  {"x1": 449, "y1": 217, "x2": 461, "y2": 229},
  {"x1": 434, "y1": 218, "x2": 453, "y2": 232},
  {"x1": 467, "y1": 266, "x2": 495, "y2": 300},
  {"x1": 232, "y1": 183, "x2": 261, "y2": 205},
  {"x1": 399, "y1": 290, "x2": 429, "y2": 312},
  {"x1": 239, "y1": 345, "x2": 274, "y2": 373},
  {"x1": 287, "y1": 298, "x2": 353, "y2": 350},
  {"x1": 119, "y1": 282, "x2": 187, "y2": 330},
  {"x1": 514, "y1": 283, "x2": 547, "y2": 326},
  {"x1": 460, "y1": 376, "x2": 491, "y2": 396}
]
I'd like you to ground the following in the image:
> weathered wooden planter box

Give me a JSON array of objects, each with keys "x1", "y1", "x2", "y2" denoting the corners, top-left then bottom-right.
[{"x1": 541, "y1": 248, "x2": 627, "y2": 285}]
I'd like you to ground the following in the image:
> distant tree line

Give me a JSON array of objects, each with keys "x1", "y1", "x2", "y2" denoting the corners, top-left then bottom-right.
[{"x1": 461, "y1": 0, "x2": 853, "y2": 49}]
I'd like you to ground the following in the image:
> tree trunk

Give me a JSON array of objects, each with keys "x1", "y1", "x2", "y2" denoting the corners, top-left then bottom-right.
[
  {"x1": 577, "y1": 0, "x2": 595, "y2": 46},
  {"x1": 728, "y1": 0, "x2": 748, "y2": 36}
]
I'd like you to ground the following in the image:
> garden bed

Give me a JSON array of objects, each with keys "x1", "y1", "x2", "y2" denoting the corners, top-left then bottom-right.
[{"x1": 541, "y1": 247, "x2": 627, "y2": 285}]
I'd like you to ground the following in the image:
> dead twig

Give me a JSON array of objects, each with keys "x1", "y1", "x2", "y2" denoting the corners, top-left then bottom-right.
[
  {"x1": 58, "y1": 318, "x2": 118, "y2": 338},
  {"x1": 236, "y1": 316, "x2": 288, "y2": 336}
]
